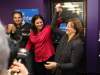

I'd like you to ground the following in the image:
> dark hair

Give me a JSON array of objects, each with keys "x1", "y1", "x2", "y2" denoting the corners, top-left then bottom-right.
[
  {"x1": 12, "y1": 11, "x2": 23, "y2": 18},
  {"x1": 31, "y1": 15, "x2": 45, "y2": 33}
]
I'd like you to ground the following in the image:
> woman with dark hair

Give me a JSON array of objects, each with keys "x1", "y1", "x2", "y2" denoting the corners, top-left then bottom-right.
[
  {"x1": 31, "y1": 15, "x2": 45, "y2": 33},
  {"x1": 44, "y1": 18, "x2": 84, "y2": 75},
  {"x1": 25, "y1": 4, "x2": 62, "y2": 75}
]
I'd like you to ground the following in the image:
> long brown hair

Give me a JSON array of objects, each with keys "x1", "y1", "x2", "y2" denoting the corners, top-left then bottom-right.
[{"x1": 67, "y1": 18, "x2": 84, "y2": 39}]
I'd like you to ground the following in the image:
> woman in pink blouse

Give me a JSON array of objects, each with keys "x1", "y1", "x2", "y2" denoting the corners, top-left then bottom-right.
[{"x1": 25, "y1": 3, "x2": 63, "y2": 75}]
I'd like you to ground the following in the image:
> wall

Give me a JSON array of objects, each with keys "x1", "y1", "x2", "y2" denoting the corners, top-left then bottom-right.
[
  {"x1": 0, "y1": 0, "x2": 46, "y2": 25},
  {"x1": 87, "y1": 0, "x2": 98, "y2": 73}
]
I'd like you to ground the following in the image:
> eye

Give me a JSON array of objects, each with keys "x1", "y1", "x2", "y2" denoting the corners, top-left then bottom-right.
[{"x1": 36, "y1": 22, "x2": 39, "y2": 25}]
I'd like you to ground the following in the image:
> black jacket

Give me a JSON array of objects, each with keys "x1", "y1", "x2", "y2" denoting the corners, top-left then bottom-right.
[
  {"x1": 9, "y1": 22, "x2": 31, "y2": 48},
  {"x1": 54, "y1": 34, "x2": 84, "y2": 75}
]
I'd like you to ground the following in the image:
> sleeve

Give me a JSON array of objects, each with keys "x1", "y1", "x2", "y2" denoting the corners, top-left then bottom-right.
[
  {"x1": 25, "y1": 37, "x2": 32, "y2": 51},
  {"x1": 51, "y1": 12, "x2": 63, "y2": 31},
  {"x1": 58, "y1": 41, "x2": 83, "y2": 70}
]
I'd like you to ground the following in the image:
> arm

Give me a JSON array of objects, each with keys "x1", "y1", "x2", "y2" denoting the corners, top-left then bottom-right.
[
  {"x1": 51, "y1": 3, "x2": 63, "y2": 31},
  {"x1": 51, "y1": 13, "x2": 63, "y2": 31}
]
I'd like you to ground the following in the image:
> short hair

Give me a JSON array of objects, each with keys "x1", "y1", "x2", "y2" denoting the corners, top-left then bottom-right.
[{"x1": 0, "y1": 22, "x2": 10, "y2": 74}]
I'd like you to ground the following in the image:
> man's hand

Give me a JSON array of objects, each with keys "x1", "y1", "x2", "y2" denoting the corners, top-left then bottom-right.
[{"x1": 55, "y1": 3, "x2": 63, "y2": 14}]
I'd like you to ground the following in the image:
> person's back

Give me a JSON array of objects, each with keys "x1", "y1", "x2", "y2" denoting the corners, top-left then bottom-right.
[
  {"x1": 0, "y1": 22, "x2": 10, "y2": 75},
  {"x1": 0, "y1": 21, "x2": 30, "y2": 75}
]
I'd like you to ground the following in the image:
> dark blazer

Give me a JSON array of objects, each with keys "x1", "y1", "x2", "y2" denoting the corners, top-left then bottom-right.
[
  {"x1": 8, "y1": 22, "x2": 31, "y2": 48},
  {"x1": 54, "y1": 33, "x2": 84, "y2": 75}
]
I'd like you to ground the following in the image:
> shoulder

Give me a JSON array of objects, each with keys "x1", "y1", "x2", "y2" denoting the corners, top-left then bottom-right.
[
  {"x1": 43, "y1": 25, "x2": 51, "y2": 30},
  {"x1": 72, "y1": 38, "x2": 83, "y2": 47},
  {"x1": 45, "y1": 25, "x2": 51, "y2": 28},
  {"x1": 29, "y1": 31, "x2": 35, "y2": 36}
]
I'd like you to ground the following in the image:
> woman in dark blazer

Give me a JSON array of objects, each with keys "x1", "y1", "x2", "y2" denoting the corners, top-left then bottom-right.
[{"x1": 44, "y1": 18, "x2": 84, "y2": 75}]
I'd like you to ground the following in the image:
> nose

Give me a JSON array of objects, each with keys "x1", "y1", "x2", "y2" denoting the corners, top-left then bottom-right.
[
  {"x1": 39, "y1": 23, "x2": 42, "y2": 25},
  {"x1": 38, "y1": 22, "x2": 43, "y2": 26},
  {"x1": 16, "y1": 18, "x2": 20, "y2": 21}
]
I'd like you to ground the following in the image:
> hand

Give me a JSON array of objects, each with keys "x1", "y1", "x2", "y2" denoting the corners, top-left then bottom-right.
[
  {"x1": 55, "y1": 3, "x2": 63, "y2": 14},
  {"x1": 8, "y1": 60, "x2": 28, "y2": 75},
  {"x1": 44, "y1": 61, "x2": 58, "y2": 70}
]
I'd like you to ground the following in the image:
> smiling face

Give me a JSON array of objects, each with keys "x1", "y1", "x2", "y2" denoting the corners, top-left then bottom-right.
[
  {"x1": 13, "y1": 13, "x2": 23, "y2": 25},
  {"x1": 66, "y1": 22, "x2": 76, "y2": 35},
  {"x1": 34, "y1": 18, "x2": 44, "y2": 31}
]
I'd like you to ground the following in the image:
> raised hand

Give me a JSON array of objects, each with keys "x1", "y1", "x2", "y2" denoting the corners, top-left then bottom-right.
[{"x1": 55, "y1": 3, "x2": 63, "y2": 14}]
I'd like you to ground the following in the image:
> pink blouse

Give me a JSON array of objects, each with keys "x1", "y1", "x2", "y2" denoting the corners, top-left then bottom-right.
[{"x1": 26, "y1": 25, "x2": 55, "y2": 62}]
